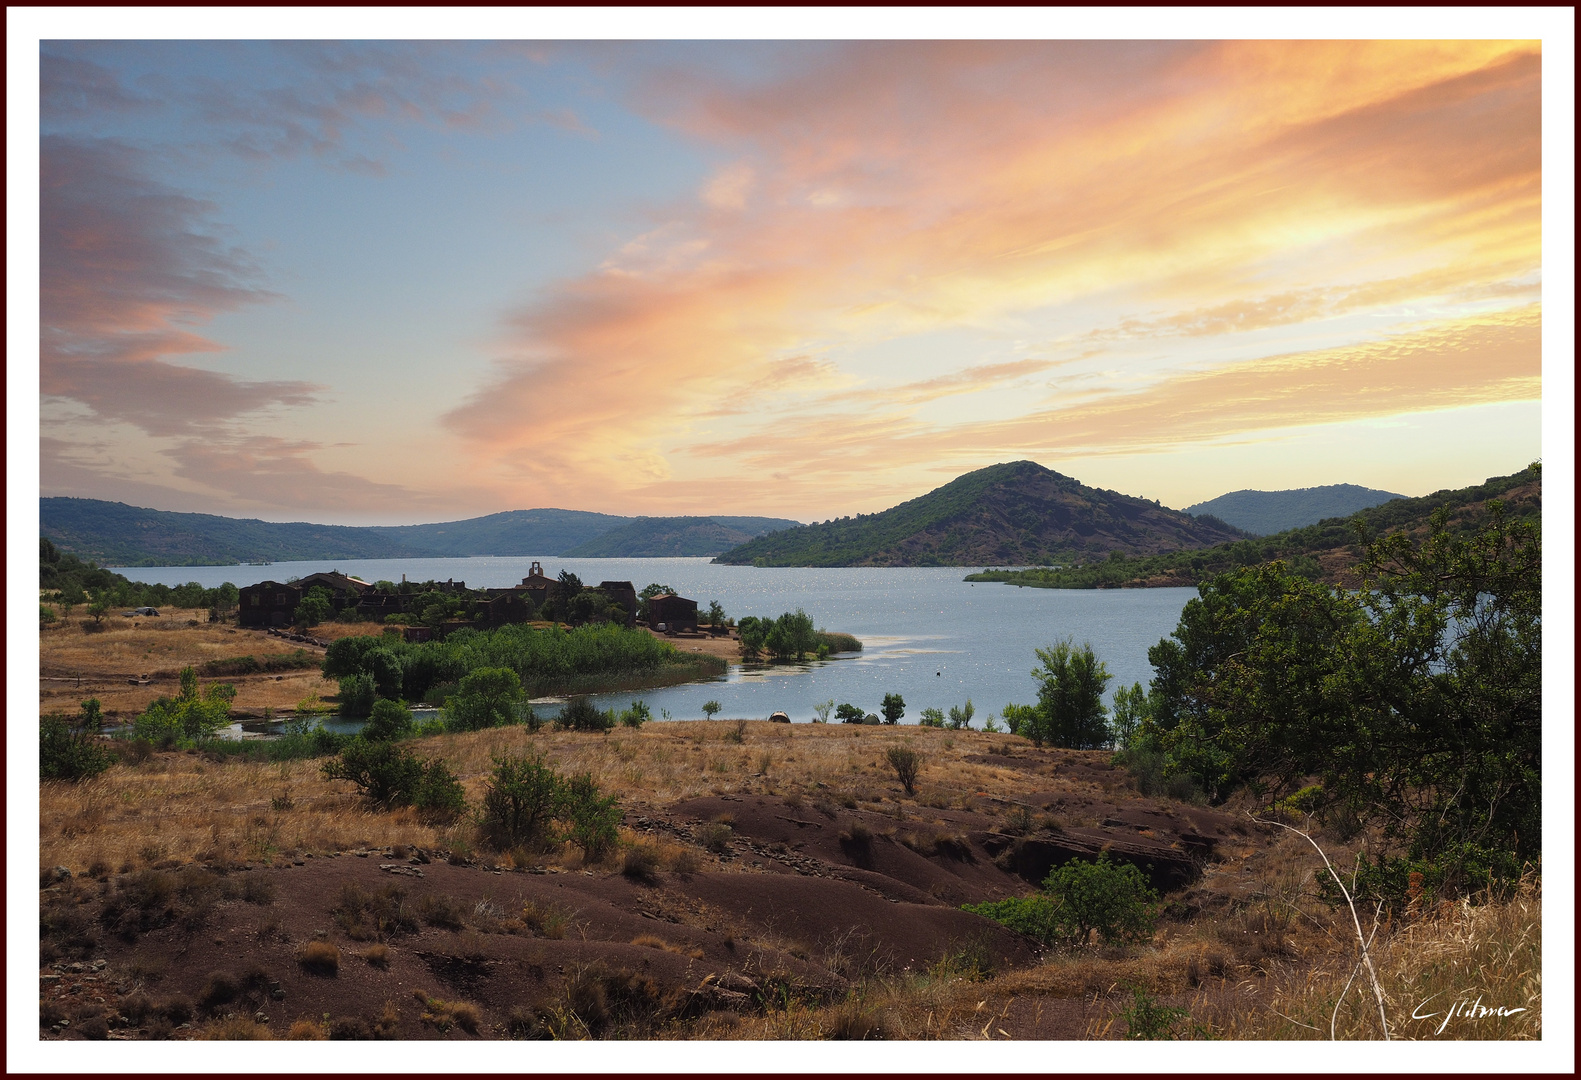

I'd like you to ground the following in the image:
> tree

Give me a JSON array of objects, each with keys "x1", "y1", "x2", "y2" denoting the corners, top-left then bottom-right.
[
  {"x1": 918, "y1": 707, "x2": 946, "y2": 728},
  {"x1": 446, "y1": 666, "x2": 525, "y2": 732},
  {"x1": 1108, "y1": 682, "x2": 1152, "y2": 749},
  {"x1": 701, "y1": 700, "x2": 722, "y2": 720},
  {"x1": 705, "y1": 600, "x2": 726, "y2": 627},
  {"x1": 1029, "y1": 640, "x2": 1111, "y2": 749},
  {"x1": 835, "y1": 703, "x2": 866, "y2": 724},
  {"x1": 480, "y1": 752, "x2": 564, "y2": 849},
  {"x1": 1000, "y1": 703, "x2": 1039, "y2": 738},
  {"x1": 812, "y1": 699, "x2": 835, "y2": 724},
  {"x1": 294, "y1": 586, "x2": 334, "y2": 627},
  {"x1": 1137, "y1": 503, "x2": 1540, "y2": 902},
  {"x1": 880, "y1": 692, "x2": 905, "y2": 724},
  {"x1": 363, "y1": 698, "x2": 415, "y2": 742},
  {"x1": 736, "y1": 616, "x2": 770, "y2": 660},
  {"x1": 86, "y1": 590, "x2": 113, "y2": 625},
  {"x1": 946, "y1": 699, "x2": 975, "y2": 730},
  {"x1": 567, "y1": 590, "x2": 614, "y2": 625},
  {"x1": 58, "y1": 582, "x2": 86, "y2": 618},
  {"x1": 1043, "y1": 854, "x2": 1161, "y2": 946},
  {"x1": 637, "y1": 583, "x2": 676, "y2": 623},
  {"x1": 766, "y1": 609, "x2": 818, "y2": 660},
  {"x1": 40, "y1": 714, "x2": 113, "y2": 781}
]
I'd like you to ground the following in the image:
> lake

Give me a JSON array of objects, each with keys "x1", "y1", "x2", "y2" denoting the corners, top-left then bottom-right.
[{"x1": 116, "y1": 557, "x2": 1197, "y2": 726}]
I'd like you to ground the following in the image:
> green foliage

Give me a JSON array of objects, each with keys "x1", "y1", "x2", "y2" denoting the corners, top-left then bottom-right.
[
  {"x1": 946, "y1": 699, "x2": 975, "y2": 731},
  {"x1": 86, "y1": 590, "x2": 113, "y2": 624},
  {"x1": 560, "y1": 773, "x2": 621, "y2": 861},
  {"x1": 200, "y1": 649, "x2": 318, "y2": 678},
  {"x1": 766, "y1": 609, "x2": 818, "y2": 660},
  {"x1": 556, "y1": 696, "x2": 615, "y2": 733},
  {"x1": 835, "y1": 703, "x2": 866, "y2": 724},
  {"x1": 1138, "y1": 502, "x2": 1540, "y2": 901},
  {"x1": 812, "y1": 700, "x2": 835, "y2": 724},
  {"x1": 619, "y1": 700, "x2": 650, "y2": 728},
  {"x1": 293, "y1": 586, "x2": 334, "y2": 627},
  {"x1": 40, "y1": 603, "x2": 57, "y2": 624},
  {"x1": 1043, "y1": 854, "x2": 1161, "y2": 946},
  {"x1": 338, "y1": 673, "x2": 378, "y2": 719},
  {"x1": 736, "y1": 616, "x2": 769, "y2": 660},
  {"x1": 701, "y1": 700, "x2": 722, "y2": 720},
  {"x1": 880, "y1": 693, "x2": 905, "y2": 724},
  {"x1": 78, "y1": 698, "x2": 103, "y2": 732},
  {"x1": 918, "y1": 706, "x2": 946, "y2": 728},
  {"x1": 1119, "y1": 983, "x2": 1196, "y2": 1040},
  {"x1": 480, "y1": 752, "x2": 564, "y2": 849},
  {"x1": 321, "y1": 739, "x2": 464, "y2": 819},
  {"x1": 132, "y1": 667, "x2": 236, "y2": 744},
  {"x1": 1108, "y1": 682, "x2": 1152, "y2": 749},
  {"x1": 961, "y1": 894, "x2": 1061, "y2": 946},
  {"x1": 705, "y1": 600, "x2": 726, "y2": 626},
  {"x1": 1027, "y1": 640, "x2": 1112, "y2": 749},
  {"x1": 363, "y1": 699, "x2": 415, "y2": 742},
  {"x1": 444, "y1": 666, "x2": 524, "y2": 732},
  {"x1": 40, "y1": 713, "x2": 113, "y2": 781}
]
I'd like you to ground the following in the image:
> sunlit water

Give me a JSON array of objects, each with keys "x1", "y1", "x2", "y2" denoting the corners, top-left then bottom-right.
[{"x1": 117, "y1": 557, "x2": 1196, "y2": 728}]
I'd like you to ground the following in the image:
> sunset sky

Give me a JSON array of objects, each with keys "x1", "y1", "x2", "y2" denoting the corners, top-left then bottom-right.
[{"x1": 18, "y1": 13, "x2": 1569, "y2": 526}]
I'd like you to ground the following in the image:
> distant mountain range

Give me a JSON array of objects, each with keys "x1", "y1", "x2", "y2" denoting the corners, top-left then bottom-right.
[
  {"x1": 1183, "y1": 483, "x2": 1407, "y2": 536},
  {"x1": 712, "y1": 460, "x2": 1249, "y2": 567},
  {"x1": 37, "y1": 499, "x2": 800, "y2": 567}
]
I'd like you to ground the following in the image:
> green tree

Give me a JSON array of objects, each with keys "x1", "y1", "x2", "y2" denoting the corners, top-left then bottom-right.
[
  {"x1": 363, "y1": 699, "x2": 415, "y2": 742},
  {"x1": 567, "y1": 590, "x2": 614, "y2": 625},
  {"x1": 40, "y1": 714, "x2": 113, "y2": 781},
  {"x1": 445, "y1": 666, "x2": 524, "y2": 732},
  {"x1": 560, "y1": 773, "x2": 620, "y2": 861},
  {"x1": 480, "y1": 751, "x2": 564, "y2": 849},
  {"x1": 918, "y1": 707, "x2": 946, "y2": 728},
  {"x1": 58, "y1": 581, "x2": 86, "y2": 618},
  {"x1": 766, "y1": 609, "x2": 818, "y2": 660},
  {"x1": 736, "y1": 616, "x2": 769, "y2": 660},
  {"x1": 1108, "y1": 682, "x2": 1152, "y2": 749},
  {"x1": 1000, "y1": 703, "x2": 1039, "y2": 738},
  {"x1": 86, "y1": 590, "x2": 113, "y2": 625},
  {"x1": 946, "y1": 699, "x2": 975, "y2": 730},
  {"x1": 294, "y1": 586, "x2": 334, "y2": 627},
  {"x1": 40, "y1": 603, "x2": 57, "y2": 625},
  {"x1": 701, "y1": 700, "x2": 722, "y2": 720},
  {"x1": 705, "y1": 600, "x2": 726, "y2": 627},
  {"x1": 880, "y1": 692, "x2": 906, "y2": 725},
  {"x1": 812, "y1": 699, "x2": 835, "y2": 724},
  {"x1": 1043, "y1": 854, "x2": 1161, "y2": 946},
  {"x1": 835, "y1": 703, "x2": 866, "y2": 724},
  {"x1": 1029, "y1": 639, "x2": 1112, "y2": 749}
]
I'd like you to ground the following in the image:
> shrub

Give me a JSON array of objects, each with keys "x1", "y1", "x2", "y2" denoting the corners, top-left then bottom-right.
[
  {"x1": 918, "y1": 707, "x2": 945, "y2": 728},
  {"x1": 362, "y1": 944, "x2": 391, "y2": 968},
  {"x1": 132, "y1": 667, "x2": 235, "y2": 743},
  {"x1": 619, "y1": 700, "x2": 650, "y2": 728},
  {"x1": 321, "y1": 739, "x2": 465, "y2": 819},
  {"x1": 413, "y1": 759, "x2": 467, "y2": 821},
  {"x1": 480, "y1": 752, "x2": 563, "y2": 850},
  {"x1": 561, "y1": 773, "x2": 620, "y2": 861},
  {"x1": 40, "y1": 714, "x2": 113, "y2": 781},
  {"x1": 1043, "y1": 854, "x2": 1160, "y2": 946},
  {"x1": 701, "y1": 700, "x2": 722, "y2": 720},
  {"x1": 299, "y1": 940, "x2": 341, "y2": 975},
  {"x1": 362, "y1": 699, "x2": 414, "y2": 742},
  {"x1": 835, "y1": 703, "x2": 865, "y2": 724},
  {"x1": 880, "y1": 693, "x2": 905, "y2": 724},
  {"x1": 961, "y1": 894, "x2": 1062, "y2": 946},
  {"x1": 694, "y1": 821, "x2": 733, "y2": 854},
  {"x1": 946, "y1": 699, "x2": 975, "y2": 730},
  {"x1": 287, "y1": 1018, "x2": 327, "y2": 1040},
  {"x1": 621, "y1": 843, "x2": 661, "y2": 882},
  {"x1": 885, "y1": 745, "x2": 923, "y2": 796},
  {"x1": 1119, "y1": 982, "x2": 1194, "y2": 1040},
  {"x1": 556, "y1": 696, "x2": 614, "y2": 733}
]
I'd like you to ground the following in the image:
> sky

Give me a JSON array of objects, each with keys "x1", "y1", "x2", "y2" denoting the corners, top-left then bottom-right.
[{"x1": 18, "y1": 17, "x2": 1571, "y2": 526}]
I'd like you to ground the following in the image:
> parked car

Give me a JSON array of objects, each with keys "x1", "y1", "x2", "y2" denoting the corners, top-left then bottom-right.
[{"x1": 122, "y1": 606, "x2": 160, "y2": 617}]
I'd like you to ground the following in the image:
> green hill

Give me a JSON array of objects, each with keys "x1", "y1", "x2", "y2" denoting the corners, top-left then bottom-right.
[
  {"x1": 1183, "y1": 483, "x2": 1407, "y2": 536},
  {"x1": 712, "y1": 461, "x2": 1249, "y2": 567},
  {"x1": 370, "y1": 509, "x2": 629, "y2": 558},
  {"x1": 965, "y1": 463, "x2": 1541, "y2": 589},
  {"x1": 561, "y1": 516, "x2": 800, "y2": 557}
]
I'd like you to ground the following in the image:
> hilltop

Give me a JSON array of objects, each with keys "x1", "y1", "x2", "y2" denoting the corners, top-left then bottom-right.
[
  {"x1": 38, "y1": 500, "x2": 799, "y2": 567},
  {"x1": 966, "y1": 463, "x2": 1540, "y2": 589},
  {"x1": 713, "y1": 461, "x2": 1248, "y2": 567},
  {"x1": 1183, "y1": 483, "x2": 1406, "y2": 536}
]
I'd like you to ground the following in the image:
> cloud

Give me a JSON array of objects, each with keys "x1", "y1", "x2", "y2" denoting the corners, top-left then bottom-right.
[
  {"x1": 39, "y1": 135, "x2": 318, "y2": 437},
  {"x1": 436, "y1": 42, "x2": 1540, "y2": 514}
]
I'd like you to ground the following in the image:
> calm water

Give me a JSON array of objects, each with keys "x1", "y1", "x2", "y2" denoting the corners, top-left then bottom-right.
[{"x1": 117, "y1": 557, "x2": 1196, "y2": 726}]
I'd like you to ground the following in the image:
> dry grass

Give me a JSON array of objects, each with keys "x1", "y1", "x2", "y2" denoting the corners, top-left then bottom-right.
[{"x1": 39, "y1": 614, "x2": 338, "y2": 719}]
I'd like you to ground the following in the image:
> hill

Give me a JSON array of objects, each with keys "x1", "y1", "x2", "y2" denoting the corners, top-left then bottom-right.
[
  {"x1": 40, "y1": 499, "x2": 801, "y2": 567},
  {"x1": 965, "y1": 463, "x2": 1540, "y2": 589},
  {"x1": 38, "y1": 499, "x2": 440, "y2": 567},
  {"x1": 1183, "y1": 483, "x2": 1406, "y2": 536},
  {"x1": 712, "y1": 461, "x2": 1249, "y2": 567},
  {"x1": 560, "y1": 515, "x2": 799, "y2": 557}
]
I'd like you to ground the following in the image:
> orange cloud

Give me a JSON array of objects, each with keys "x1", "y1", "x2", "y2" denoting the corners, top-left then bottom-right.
[{"x1": 442, "y1": 41, "x2": 1540, "y2": 516}]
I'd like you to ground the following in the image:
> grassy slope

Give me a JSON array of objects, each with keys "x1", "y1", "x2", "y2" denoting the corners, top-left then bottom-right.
[
  {"x1": 966, "y1": 463, "x2": 1541, "y2": 589},
  {"x1": 714, "y1": 461, "x2": 1248, "y2": 567}
]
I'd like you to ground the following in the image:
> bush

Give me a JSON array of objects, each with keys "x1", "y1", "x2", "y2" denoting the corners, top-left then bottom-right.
[
  {"x1": 556, "y1": 696, "x2": 615, "y2": 733},
  {"x1": 40, "y1": 714, "x2": 113, "y2": 781},
  {"x1": 885, "y1": 745, "x2": 923, "y2": 796},
  {"x1": 132, "y1": 667, "x2": 235, "y2": 743},
  {"x1": 961, "y1": 894, "x2": 1062, "y2": 946},
  {"x1": 363, "y1": 699, "x2": 414, "y2": 742},
  {"x1": 445, "y1": 666, "x2": 524, "y2": 732},
  {"x1": 701, "y1": 700, "x2": 721, "y2": 720},
  {"x1": 619, "y1": 700, "x2": 650, "y2": 728},
  {"x1": 413, "y1": 758, "x2": 467, "y2": 821},
  {"x1": 918, "y1": 707, "x2": 945, "y2": 728},
  {"x1": 880, "y1": 693, "x2": 905, "y2": 724},
  {"x1": 835, "y1": 703, "x2": 865, "y2": 724},
  {"x1": 561, "y1": 773, "x2": 620, "y2": 861},
  {"x1": 321, "y1": 739, "x2": 465, "y2": 819},
  {"x1": 1043, "y1": 854, "x2": 1160, "y2": 946},
  {"x1": 299, "y1": 940, "x2": 340, "y2": 975},
  {"x1": 480, "y1": 753, "x2": 563, "y2": 850}
]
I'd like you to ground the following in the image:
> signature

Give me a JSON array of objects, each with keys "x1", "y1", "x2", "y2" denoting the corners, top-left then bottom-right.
[{"x1": 1411, "y1": 992, "x2": 1529, "y2": 1035}]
